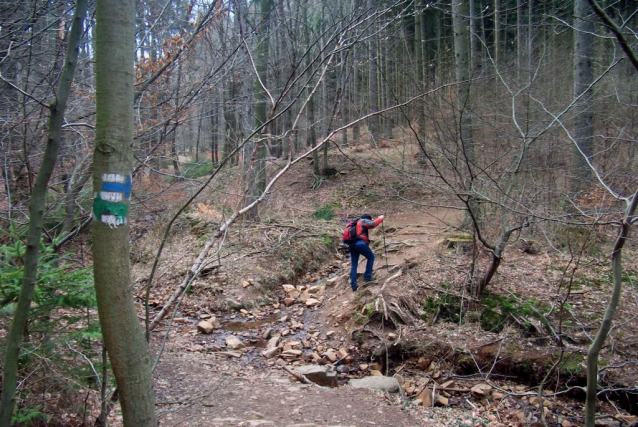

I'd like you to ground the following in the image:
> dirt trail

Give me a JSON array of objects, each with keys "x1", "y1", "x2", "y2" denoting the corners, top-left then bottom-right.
[{"x1": 148, "y1": 208, "x2": 472, "y2": 427}]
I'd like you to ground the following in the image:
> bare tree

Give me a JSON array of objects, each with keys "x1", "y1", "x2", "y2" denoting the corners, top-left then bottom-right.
[{"x1": 0, "y1": 0, "x2": 89, "y2": 422}]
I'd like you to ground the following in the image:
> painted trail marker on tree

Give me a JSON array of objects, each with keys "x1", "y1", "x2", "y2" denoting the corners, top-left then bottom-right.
[{"x1": 93, "y1": 173, "x2": 132, "y2": 228}]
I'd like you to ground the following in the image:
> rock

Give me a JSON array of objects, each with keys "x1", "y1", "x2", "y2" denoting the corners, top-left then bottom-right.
[
  {"x1": 299, "y1": 290, "x2": 311, "y2": 304},
  {"x1": 323, "y1": 349, "x2": 338, "y2": 363},
  {"x1": 279, "y1": 315, "x2": 289, "y2": 322},
  {"x1": 261, "y1": 347, "x2": 280, "y2": 358},
  {"x1": 262, "y1": 328, "x2": 273, "y2": 340},
  {"x1": 197, "y1": 320, "x2": 216, "y2": 334},
  {"x1": 359, "y1": 364, "x2": 369, "y2": 371},
  {"x1": 267, "y1": 335, "x2": 280, "y2": 349},
  {"x1": 491, "y1": 391, "x2": 505, "y2": 400},
  {"x1": 337, "y1": 349, "x2": 348, "y2": 359},
  {"x1": 415, "y1": 389, "x2": 433, "y2": 406},
  {"x1": 284, "y1": 297, "x2": 296, "y2": 307},
  {"x1": 281, "y1": 349, "x2": 303, "y2": 359},
  {"x1": 283, "y1": 340, "x2": 302, "y2": 350},
  {"x1": 561, "y1": 420, "x2": 574, "y2": 427},
  {"x1": 388, "y1": 333, "x2": 397, "y2": 340},
  {"x1": 369, "y1": 362, "x2": 383, "y2": 372},
  {"x1": 222, "y1": 298, "x2": 243, "y2": 311},
  {"x1": 349, "y1": 376, "x2": 401, "y2": 393},
  {"x1": 242, "y1": 280, "x2": 251, "y2": 288},
  {"x1": 220, "y1": 351, "x2": 242, "y2": 358},
  {"x1": 326, "y1": 275, "x2": 346, "y2": 287},
  {"x1": 240, "y1": 308, "x2": 249, "y2": 315},
  {"x1": 305, "y1": 298, "x2": 320, "y2": 307},
  {"x1": 291, "y1": 321, "x2": 304, "y2": 329},
  {"x1": 294, "y1": 365, "x2": 338, "y2": 388},
  {"x1": 326, "y1": 330, "x2": 335, "y2": 338},
  {"x1": 369, "y1": 370, "x2": 383, "y2": 376},
  {"x1": 282, "y1": 284, "x2": 296, "y2": 293},
  {"x1": 225, "y1": 335, "x2": 245, "y2": 350},
  {"x1": 471, "y1": 383, "x2": 492, "y2": 398},
  {"x1": 435, "y1": 395, "x2": 449, "y2": 406}
]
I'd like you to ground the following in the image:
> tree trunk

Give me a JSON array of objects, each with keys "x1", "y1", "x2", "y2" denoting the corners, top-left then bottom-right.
[
  {"x1": 367, "y1": 0, "x2": 379, "y2": 141},
  {"x1": 0, "y1": 0, "x2": 88, "y2": 423},
  {"x1": 572, "y1": 0, "x2": 595, "y2": 192},
  {"x1": 92, "y1": 0, "x2": 157, "y2": 425},
  {"x1": 470, "y1": 0, "x2": 479, "y2": 72},
  {"x1": 452, "y1": 0, "x2": 474, "y2": 163},
  {"x1": 244, "y1": 0, "x2": 273, "y2": 220},
  {"x1": 585, "y1": 191, "x2": 638, "y2": 426},
  {"x1": 493, "y1": 0, "x2": 500, "y2": 69}
]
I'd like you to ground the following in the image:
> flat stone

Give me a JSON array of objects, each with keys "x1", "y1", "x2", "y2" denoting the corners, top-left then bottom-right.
[
  {"x1": 323, "y1": 349, "x2": 338, "y2": 363},
  {"x1": 415, "y1": 389, "x2": 433, "y2": 407},
  {"x1": 197, "y1": 320, "x2": 216, "y2": 334},
  {"x1": 261, "y1": 347, "x2": 280, "y2": 358},
  {"x1": 223, "y1": 298, "x2": 243, "y2": 311},
  {"x1": 225, "y1": 335, "x2": 245, "y2": 350},
  {"x1": 471, "y1": 383, "x2": 492, "y2": 398},
  {"x1": 281, "y1": 349, "x2": 302, "y2": 359},
  {"x1": 267, "y1": 335, "x2": 280, "y2": 350},
  {"x1": 299, "y1": 290, "x2": 311, "y2": 304},
  {"x1": 283, "y1": 340, "x2": 302, "y2": 350},
  {"x1": 348, "y1": 376, "x2": 401, "y2": 393},
  {"x1": 435, "y1": 395, "x2": 449, "y2": 406},
  {"x1": 242, "y1": 280, "x2": 251, "y2": 288},
  {"x1": 305, "y1": 298, "x2": 320, "y2": 307},
  {"x1": 284, "y1": 297, "x2": 296, "y2": 307},
  {"x1": 282, "y1": 284, "x2": 296, "y2": 293},
  {"x1": 294, "y1": 365, "x2": 338, "y2": 388}
]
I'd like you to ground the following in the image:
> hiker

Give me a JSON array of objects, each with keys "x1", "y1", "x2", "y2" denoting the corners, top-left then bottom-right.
[{"x1": 342, "y1": 214, "x2": 385, "y2": 291}]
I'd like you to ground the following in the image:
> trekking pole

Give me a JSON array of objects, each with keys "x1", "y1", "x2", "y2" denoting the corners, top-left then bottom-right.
[{"x1": 381, "y1": 219, "x2": 389, "y2": 272}]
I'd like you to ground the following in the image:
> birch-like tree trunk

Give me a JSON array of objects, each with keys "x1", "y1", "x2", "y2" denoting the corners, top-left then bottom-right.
[{"x1": 92, "y1": 0, "x2": 157, "y2": 424}]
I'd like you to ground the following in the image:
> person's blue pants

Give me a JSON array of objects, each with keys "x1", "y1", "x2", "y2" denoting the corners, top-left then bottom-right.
[{"x1": 349, "y1": 240, "x2": 374, "y2": 289}]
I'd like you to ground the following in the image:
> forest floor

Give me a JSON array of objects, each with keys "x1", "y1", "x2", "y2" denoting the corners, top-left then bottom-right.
[{"x1": 121, "y1": 140, "x2": 638, "y2": 427}]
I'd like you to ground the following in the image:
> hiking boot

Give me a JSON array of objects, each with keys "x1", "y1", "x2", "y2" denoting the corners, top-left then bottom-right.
[
  {"x1": 363, "y1": 277, "x2": 377, "y2": 284},
  {"x1": 351, "y1": 284, "x2": 358, "y2": 292}
]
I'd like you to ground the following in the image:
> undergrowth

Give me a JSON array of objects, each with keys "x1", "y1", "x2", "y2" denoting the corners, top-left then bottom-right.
[{"x1": 0, "y1": 228, "x2": 104, "y2": 424}]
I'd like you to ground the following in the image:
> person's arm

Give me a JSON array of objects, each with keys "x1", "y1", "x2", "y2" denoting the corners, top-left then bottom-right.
[{"x1": 362, "y1": 215, "x2": 385, "y2": 229}]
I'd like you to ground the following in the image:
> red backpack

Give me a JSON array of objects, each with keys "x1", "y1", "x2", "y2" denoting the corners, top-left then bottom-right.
[
  {"x1": 343, "y1": 219, "x2": 369, "y2": 244},
  {"x1": 342, "y1": 220, "x2": 359, "y2": 244}
]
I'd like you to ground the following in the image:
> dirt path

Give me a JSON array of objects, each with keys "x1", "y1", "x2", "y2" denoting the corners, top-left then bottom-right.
[
  {"x1": 144, "y1": 198, "x2": 638, "y2": 427},
  {"x1": 147, "y1": 208, "x2": 475, "y2": 427}
]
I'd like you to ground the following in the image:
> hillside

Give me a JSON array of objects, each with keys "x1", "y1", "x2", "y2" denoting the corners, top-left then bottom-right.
[{"x1": 129, "y1": 142, "x2": 638, "y2": 427}]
